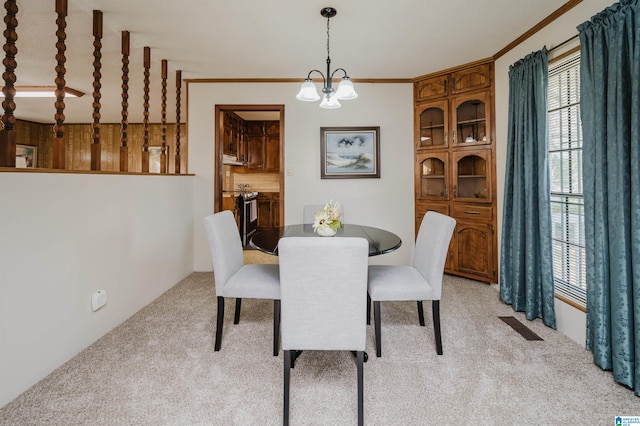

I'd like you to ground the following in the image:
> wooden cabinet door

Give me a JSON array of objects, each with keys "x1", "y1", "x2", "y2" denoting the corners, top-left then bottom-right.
[
  {"x1": 246, "y1": 121, "x2": 265, "y2": 135},
  {"x1": 265, "y1": 121, "x2": 279, "y2": 135},
  {"x1": 451, "y1": 91, "x2": 491, "y2": 146},
  {"x1": 416, "y1": 151, "x2": 450, "y2": 201},
  {"x1": 257, "y1": 198, "x2": 272, "y2": 229},
  {"x1": 246, "y1": 136, "x2": 264, "y2": 169},
  {"x1": 453, "y1": 222, "x2": 494, "y2": 281},
  {"x1": 264, "y1": 135, "x2": 279, "y2": 171},
  {"x1": 415, "y1": 74, "x2": 448, "y2": 101},
  {"x1": 257, "y1": 193, "x2": 280, "y2": 229},
  {"x1": 451, "y1": 63, "x2": 490, "y2": 94},
  {"x1": 222, "y1": 112, "x2": 236, "y2": 156},
  {"x1": 416, "y1": 99, "x2": 449, "y2": 150},
  {"x1": 452, "y1": 149, "x2": 492, "y2": 203}
]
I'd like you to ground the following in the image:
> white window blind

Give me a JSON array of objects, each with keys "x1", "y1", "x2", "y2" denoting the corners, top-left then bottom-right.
[{"x1": 548, "y1": 51, "x2": 586, "y2": 308}]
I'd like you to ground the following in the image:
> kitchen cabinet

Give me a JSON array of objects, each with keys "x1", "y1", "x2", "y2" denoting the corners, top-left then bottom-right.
[
  {"x1": 246, "y1": 121, "x2": 280, "y2": 171},
  {"x1": 222, "y1": 111, "x2": 244, "y2": 158},
  {"x1": 257, "y1": 192, "x2": 280, "y2": 230},
  {"x1": 413, "y1": 59, "x2": 497, "y2": 283}
]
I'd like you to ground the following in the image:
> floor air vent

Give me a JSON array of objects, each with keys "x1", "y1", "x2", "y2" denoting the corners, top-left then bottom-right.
[{"x1": 499, "y1": 316, "x2": 544, "y2": 341}]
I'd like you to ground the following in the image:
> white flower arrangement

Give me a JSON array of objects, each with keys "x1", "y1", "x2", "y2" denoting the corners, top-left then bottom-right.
[{"x1": 312, "y1": 200, "x2": 343, "y2": 234}]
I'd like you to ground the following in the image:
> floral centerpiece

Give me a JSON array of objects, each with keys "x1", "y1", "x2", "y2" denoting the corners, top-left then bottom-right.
[{"x1": 313, "y1": 200, "x2": 343, "y2": 236}]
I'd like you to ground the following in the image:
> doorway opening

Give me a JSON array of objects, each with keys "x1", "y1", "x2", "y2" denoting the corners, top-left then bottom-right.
[{"x1": 214, "y1": 104, "x2": 285, "y2": 242}]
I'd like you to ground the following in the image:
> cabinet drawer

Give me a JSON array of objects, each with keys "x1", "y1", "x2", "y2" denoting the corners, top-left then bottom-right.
[
  {"x1": 416, "y1": 201, "x2": 449, "y2": 216},
  {"x1": 453, "y1": 204, "x2": 492, "y2": 221}
]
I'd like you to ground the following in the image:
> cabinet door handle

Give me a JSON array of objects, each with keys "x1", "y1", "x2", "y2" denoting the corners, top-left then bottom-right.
[
  {"x1": 453, "y1": 185, "x2": 457, "y2": 198},
  {"x1": 464, "y1": 210, "x2": 480, "y2": 215},
  {"x1": 444, "y1": 131, "x2": 448, "y2": 146}
]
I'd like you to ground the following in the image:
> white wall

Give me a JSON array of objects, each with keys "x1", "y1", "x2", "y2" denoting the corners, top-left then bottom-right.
[
  {"x1": 494, "y1": 0, "x2": 614, "y2": 346},
  {"x1": 188, "y1": 82, "x2": 415, "y2": 270},
  {"x1": 0, "y1": 172, "x2": 194, "y2": 407}
]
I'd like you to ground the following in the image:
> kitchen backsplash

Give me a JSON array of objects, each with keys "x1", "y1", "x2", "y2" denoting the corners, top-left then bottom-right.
[{"x1": 225, "y1": 170, "x2": 280, "y2": 192}]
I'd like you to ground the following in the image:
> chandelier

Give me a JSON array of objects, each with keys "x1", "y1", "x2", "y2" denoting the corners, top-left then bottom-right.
[{"x1": 295, "y1": 7, "x2": 358, "y2": 109}]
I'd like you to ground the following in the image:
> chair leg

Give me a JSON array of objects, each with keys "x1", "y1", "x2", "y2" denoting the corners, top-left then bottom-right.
[
  {"x1": 234, "y1": 298, "x2": 242, "y2": 324},
  {"x1": 432, "y1": 300, "x2": 443, "y2": 355},
  {"x1": 357, "y1": 351, "x2": 364, "y2": 426},
  {"x1": 284, "y1": 350, "x2": 291, "y2": 426},
  {"x1": 366, "y1": 293, "x2": 371, "y2": 325},
  {"x1": 214, "y1": 296, "x2": 225, "y2": 351},
  {"x1": 273, "y1": 300, "x2": 281, "y2": 356},
  {"x1": 373, "y1": 301, "x2": 382, "y2": 357},
  {"x1": 417, "y1": 300, "x2": 425, "y2": 326}
]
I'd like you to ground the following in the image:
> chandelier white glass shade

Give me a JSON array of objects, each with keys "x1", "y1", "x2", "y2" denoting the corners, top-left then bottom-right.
[{"x1": 296, "y1": 7, "x2": 358, "y2": 109}]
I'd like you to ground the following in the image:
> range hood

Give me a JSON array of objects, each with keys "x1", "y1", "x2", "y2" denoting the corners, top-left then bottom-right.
[{"x1": 223, "y1": 154, "x2": 244, "y2": 165}]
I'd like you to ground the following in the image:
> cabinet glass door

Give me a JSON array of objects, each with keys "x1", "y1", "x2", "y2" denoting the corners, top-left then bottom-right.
[
  {"x1": 453, "y1": 151, "x2": 491, "y2": 202},
  {"x1": 452, "y1": 92, "x2": 490, "y2": 146},
  {"x1": 417, "y1": 100, "x2": 448, "y2": 149},
  {"x1": 417, "y1": 152, "x2": 448, "y2": 200}
]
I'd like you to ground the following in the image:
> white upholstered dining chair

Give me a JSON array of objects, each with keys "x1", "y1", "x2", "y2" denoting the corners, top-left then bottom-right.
[
  {"x1": 203, "y1": 211, "x2": 281, "y2": 356},
  {"x1": 367, "y1": 211, "x2": 456, "y2": 356},
  {"x1": 279, "y1": 236, "x2": 368, "y2": 426}
]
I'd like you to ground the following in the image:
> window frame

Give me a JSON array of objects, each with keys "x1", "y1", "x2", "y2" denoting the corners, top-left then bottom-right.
[{"x1": 547, "y1": 47, "x2": 586, "y2": 311}]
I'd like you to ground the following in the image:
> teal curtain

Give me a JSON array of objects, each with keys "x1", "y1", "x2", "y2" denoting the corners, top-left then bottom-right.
[
  {"x1": 578, "y1": 0, "x2": 640, "y2": 395},
  {"x1": 500, "y1": 48, "x2": 556, "y2": 328}
]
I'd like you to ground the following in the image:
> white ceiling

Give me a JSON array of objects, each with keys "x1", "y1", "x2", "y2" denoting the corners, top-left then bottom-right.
[{"x1": 12, "y1": 0, "x2": 568, "y2": 124}]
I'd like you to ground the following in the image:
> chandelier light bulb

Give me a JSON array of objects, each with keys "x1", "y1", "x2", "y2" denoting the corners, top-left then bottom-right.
[
  {"x1": 335, "y1": 77, "x2": 358, "y2": 100},
  {"x1": 319, "y1": 93, "x2": 341, "y2": 109},
  {"x1": 296, "y1": 79, "x2": 321, "y2": 102}
]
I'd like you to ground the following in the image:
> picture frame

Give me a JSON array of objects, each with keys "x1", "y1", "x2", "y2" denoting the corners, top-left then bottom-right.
[
  {"x1": 16, "y1": 144, "x2": 37, "y2": 168},
  {"x1": 320, "y1": 126, "x2": 380, "y2": 179},
  {"x1": 148, "y1": 146, "x2": 168, "y2": 173}
]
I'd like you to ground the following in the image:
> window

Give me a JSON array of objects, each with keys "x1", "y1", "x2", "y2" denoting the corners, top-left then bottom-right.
[{"x1": 548, "y1": 50, "x2": 586, "y2": 308}]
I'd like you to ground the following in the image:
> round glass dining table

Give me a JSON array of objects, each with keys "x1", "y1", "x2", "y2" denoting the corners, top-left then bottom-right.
[{"x1": 249, "y1": 223, "x2": 402, "y2": 256}]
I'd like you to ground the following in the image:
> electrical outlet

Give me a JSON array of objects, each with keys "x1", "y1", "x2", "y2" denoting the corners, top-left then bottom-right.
[{"x1": 91, "y1": 290, "x2": 107, "y2": 312}]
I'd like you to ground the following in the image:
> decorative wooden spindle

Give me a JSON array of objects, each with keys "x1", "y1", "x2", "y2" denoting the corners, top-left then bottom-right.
[
  {"x1": 141, "y1": 46, "x2": 150, "y2": 173},
  {"x1": 52, "y1": 0, "x2": 68, "y2": 169},
  {"x1": 0, "y1": 0, "x2": 18, "y2": 168},
  {"x1": 90, "y1": 10, "x2": 103, "y2": 171},
  {"x1": 174, "y1": 70, "x2": 181, "y2": 174},
  {"x1": 119, "y1": 30, "x2": 129, "y2": 172},
  {"x1": 160, "y1": 59, "x2": 167, "y2": 174}
]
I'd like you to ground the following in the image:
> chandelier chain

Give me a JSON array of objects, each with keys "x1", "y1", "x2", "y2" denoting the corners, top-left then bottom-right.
[{"x1": 326, "y1": 15, "x2": 331, "y2": 58}]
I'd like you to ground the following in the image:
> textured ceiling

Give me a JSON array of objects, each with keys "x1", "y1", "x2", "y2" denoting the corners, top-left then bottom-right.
[{"x1": 11, "y1": 0, "x2": 568, "y2": 124}]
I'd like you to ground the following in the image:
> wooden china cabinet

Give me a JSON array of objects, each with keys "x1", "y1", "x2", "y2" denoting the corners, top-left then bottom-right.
[{"x1": 414, "y1": 60, "x2": 497, "y2": 283}]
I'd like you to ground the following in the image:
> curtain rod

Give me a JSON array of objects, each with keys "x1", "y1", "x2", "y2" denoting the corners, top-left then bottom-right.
[{"x1": 548, "y1": 33, "x2": 579, "y2": 53}]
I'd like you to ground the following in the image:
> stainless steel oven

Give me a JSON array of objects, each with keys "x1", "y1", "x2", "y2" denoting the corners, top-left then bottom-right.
[{"x1": 237, "y1": 192, "x2": 258, "y2": 246}]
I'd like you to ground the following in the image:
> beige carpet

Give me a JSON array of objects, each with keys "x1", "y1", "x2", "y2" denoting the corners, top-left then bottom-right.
[{"x1": 0, "y1": 259, "x2": 637, "y2": 425}]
